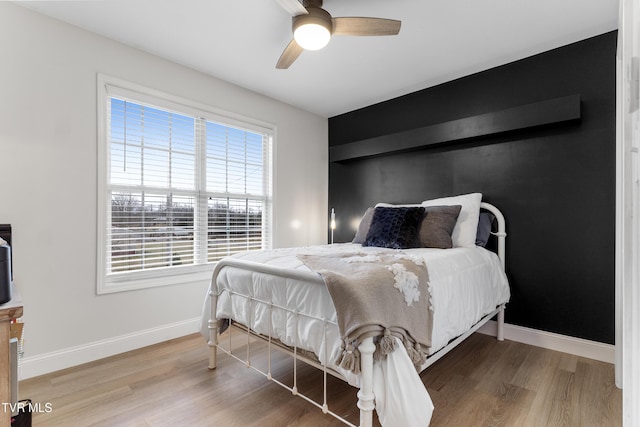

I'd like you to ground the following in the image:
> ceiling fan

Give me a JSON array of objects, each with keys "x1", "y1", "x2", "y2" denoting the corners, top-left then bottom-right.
[{"x1": 275, "y1": 0, "x2": 401, "y2": 69}]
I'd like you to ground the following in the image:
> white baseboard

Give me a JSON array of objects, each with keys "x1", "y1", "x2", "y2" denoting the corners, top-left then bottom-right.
[
  {"x1": 18, "y1": 317, "x2": 201, "y2": 380},
  {"x1": 478, "y1": 320, "x2": 615, "y2": 364}
]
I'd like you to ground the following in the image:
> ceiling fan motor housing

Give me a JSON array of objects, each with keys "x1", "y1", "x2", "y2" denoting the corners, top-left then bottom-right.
[{"x1": 293, "y1": 5, "x2": 333, "y2": 36}]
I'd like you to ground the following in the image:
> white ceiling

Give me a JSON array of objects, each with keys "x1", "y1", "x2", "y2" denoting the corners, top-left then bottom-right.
[{"x1": 15, "y1": 0, "x2": 619, "y2": 118}]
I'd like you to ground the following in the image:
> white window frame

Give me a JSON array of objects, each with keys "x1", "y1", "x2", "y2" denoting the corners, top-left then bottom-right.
[{"x1": 97, "y1": 74, "x2": 273, "y2": 294}]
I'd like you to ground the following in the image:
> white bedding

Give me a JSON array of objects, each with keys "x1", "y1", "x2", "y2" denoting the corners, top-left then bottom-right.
[{"x1": 200, "y1": 243, "x2": 510, "y2": 425}]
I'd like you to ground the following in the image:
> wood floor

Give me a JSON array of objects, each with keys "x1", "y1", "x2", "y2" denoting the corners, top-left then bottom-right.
[{"x1": 18, "y1": 332, "x2": 621, "y2": 426}]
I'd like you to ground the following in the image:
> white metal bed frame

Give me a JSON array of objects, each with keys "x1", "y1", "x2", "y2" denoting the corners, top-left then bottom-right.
[{"x1": 207, "y1": 202, "x2": 507, "y2": 427}]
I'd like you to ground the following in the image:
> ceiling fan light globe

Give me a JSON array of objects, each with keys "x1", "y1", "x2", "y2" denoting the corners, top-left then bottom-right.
[{"x1": 294, "y1": 23, "x2": 331, "y2": 50}]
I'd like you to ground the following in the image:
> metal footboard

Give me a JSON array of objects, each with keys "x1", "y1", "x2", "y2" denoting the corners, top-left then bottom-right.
[{"x1": 207, "y1": 285, "x2": 375, "y2": 426}]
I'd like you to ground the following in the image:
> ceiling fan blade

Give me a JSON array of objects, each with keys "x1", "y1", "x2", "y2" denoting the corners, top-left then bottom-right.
[
  {"x1": 275, "y1": 0, "x2": 308, "y2": 16},
  {"x1": 276, "y1": 39, "x2": 304, "y2": 69},
  {"x1": 332, "y1": 17, "x2": 401, "y2": 36}
]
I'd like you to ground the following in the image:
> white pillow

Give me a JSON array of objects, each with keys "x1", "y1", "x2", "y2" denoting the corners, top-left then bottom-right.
[
  {"x1": 375, "y1": 202, "x2": 423, "y2": 208},
  {"x1": 421, "y1": 193, "x2": 482, "y2": 247}
]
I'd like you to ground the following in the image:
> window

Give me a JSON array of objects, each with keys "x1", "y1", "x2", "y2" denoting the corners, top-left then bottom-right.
[{"x1": 97, "y1": 75, "x2": 273, "y2": 293}]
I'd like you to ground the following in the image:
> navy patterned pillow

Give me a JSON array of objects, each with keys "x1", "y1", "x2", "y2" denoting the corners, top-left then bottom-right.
[{"x1": 362, "y1": 206, "x2": 425, "y2": 249}]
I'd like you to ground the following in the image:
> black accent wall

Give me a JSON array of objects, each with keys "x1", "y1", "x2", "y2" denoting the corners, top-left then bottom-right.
[{"x1": 328, "y1": 31, "x2": 617, "y2": 344}]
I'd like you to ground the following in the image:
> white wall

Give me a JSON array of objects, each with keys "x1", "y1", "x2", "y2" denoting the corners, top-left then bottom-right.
[{"x1": 0, "y1": 3, "x2": 328, "y2": 378}]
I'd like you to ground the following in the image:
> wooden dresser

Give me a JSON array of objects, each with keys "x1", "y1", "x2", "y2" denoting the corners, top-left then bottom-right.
[{"x1": 0, "y1": 289, "x2": 22, "y2": 425}]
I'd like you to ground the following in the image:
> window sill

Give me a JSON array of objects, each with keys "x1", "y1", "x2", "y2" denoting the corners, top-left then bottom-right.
[{"x1": 98, "y1": 264, "x2": 214, "y2": 294}]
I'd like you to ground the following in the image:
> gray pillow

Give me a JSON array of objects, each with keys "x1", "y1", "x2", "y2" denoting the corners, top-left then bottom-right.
[
  {"x1": 352, "y1": 207, "x2": 374, "y2": 244},
  {"x1": 419, "y1": 205, "x2": 462, "y2": 249},
  {"x1": 475, "y1": 212, "x2": 495, "y2": 247}
]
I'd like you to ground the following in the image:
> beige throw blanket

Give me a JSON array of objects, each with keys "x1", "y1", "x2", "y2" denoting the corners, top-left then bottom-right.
[{"x1": 297, "y1": 251, "x2": 433, "y2": 374}]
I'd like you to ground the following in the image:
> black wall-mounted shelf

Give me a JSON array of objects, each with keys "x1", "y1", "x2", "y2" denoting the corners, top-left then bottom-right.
[{"x1": 329, "y1": 94, "x2": 581, "y2": 162}]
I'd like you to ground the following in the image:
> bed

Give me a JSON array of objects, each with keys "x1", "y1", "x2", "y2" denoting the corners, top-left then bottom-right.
[{"x1": 201, "y1": 194, "x2": 510, "y2": 426}]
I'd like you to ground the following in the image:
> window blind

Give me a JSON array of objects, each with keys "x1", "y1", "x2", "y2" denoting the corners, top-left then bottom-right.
[{"x1": 99, "y1": 77, "x2": 273, "y2": 292}]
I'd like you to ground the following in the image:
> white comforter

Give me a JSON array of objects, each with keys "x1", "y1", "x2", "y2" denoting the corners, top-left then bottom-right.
[{"x1": 201, "y1": 243, "x2": 510, "y2": 426}]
